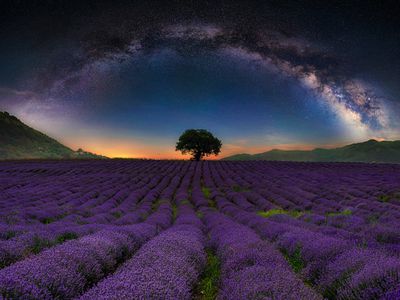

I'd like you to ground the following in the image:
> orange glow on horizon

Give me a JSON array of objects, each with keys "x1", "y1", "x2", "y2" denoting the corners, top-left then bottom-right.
[
  {"x1": 60, "y1": 135, "x2": 348, "y2": 160},
  {"x1": 63, "y1": 136, "x2": 213, "y2": 160}
]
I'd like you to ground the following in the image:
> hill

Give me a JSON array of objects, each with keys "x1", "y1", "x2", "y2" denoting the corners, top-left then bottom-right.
[
  {"x1": 0, "y1": 111, "x2": 106, "y2": 160},
  {"x1": 222, "y1": 139, "x2": 400, "y2": 163}
]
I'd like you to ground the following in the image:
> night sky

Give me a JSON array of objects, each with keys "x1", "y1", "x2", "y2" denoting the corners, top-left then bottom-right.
[{"x1": 1, "y1": 1, "x2": 399, "y2": 158}]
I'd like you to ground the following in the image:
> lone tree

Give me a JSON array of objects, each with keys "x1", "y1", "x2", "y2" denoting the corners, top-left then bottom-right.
[{"x1": 176, "y1": 129, "x2": 222, "y2": 161}]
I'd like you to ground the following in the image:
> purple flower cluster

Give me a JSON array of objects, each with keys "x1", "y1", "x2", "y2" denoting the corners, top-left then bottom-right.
[
  {"x1": 80, "y1": 206, "x2": 206, "y2": 300},
  {"x1": 204, "y1": 211, "x2": 320, "y2": 299},
  {"x1": 384, "y1": 288, "x2": 400, "y2": 300},
  {"x1": 0, "y1": 224, "x2": 102, "y2": 269},
  {"x1": 318, "y1": 248, "x2": 400, "y2": 299},
  {"x1": 0, "y1": 224, "x2": 158, "y2": 299},
  {"x1": 1, "y1": 159, "x2": 400, "y2": 298}
]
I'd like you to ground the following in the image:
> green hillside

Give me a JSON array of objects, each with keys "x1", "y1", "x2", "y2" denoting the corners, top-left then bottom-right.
[
  {"x1": 223, "y1": 139, "x2": 400, "y2": 163},
  {"x1": 0, "y1": 111, "x2": 106, "y2": 160}
]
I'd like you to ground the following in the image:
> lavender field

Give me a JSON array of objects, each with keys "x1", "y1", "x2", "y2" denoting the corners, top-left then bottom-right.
[{"x1": 1, "y1": 160, "x2": 400, "y2": 299}]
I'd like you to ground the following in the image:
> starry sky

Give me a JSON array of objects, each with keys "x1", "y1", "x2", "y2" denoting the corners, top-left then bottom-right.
[{"x1": 1, "y1": 0, "x2": 399, "y2": 158}]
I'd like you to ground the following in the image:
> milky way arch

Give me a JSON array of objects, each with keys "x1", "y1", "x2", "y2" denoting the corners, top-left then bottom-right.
[{"x1": 1, "y1": 21, "x2": 399, "y2": 146}]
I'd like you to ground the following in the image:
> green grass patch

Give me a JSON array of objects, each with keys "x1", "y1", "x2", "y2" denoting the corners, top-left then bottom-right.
[
  {"x1": 172, "y1": 204, "x2": 178, "y2": 221},
  {"x1": 196, "y1": 211, "x2": 204, "y2": 219},
  {"x1": 257, "y1": 209, "x2": 304, "y2": 218},
  {"x1": 202, "y1": 187, "x2": 211, "y2": 199},
  {"x1": 151, "y1": 199, "x2": 160, "y2": 211},
  {"x1": 322, "y1": 269, "x2": 357, "y2": 299},
  {"x1": 4, "y1": 230, "x2": 16, "y2": 240},
  {"x1": 377, "y1": 194, "x2": 390, "y2": 202},
  {"x1": 56, "y1": 232, "x2": 78, "y2": 244},
  {"x1": 208, "y1": 200, "x2": 217, "y2": 209},
  {"x1": 195, "y1": 250, "x2": 220, "y2": 300},
  {"x1": 111, "y1": 211, "x2": 123, "y2": 219},
  {"x1": 282, "y1": 247, "x2": 304, "y2": 273},
  {"x1": 232, "y1": 185, "x2": 251, "y2": 192},
  {"x1": 29, "y1": 236, "x2": 53, "y2": 254},
  {"x1": 201, "y1": 186, "x2": 217, "y2": 208},
  {"x1": 326, "y1": 209, "x2": 352, "y2": 217},
  {"x1": 180, "y1": 200, "x2": 191, "y2": 205},
  {"x1": 151, "y1": 199, "x2": 168, "y2": 211},
  {"x1": 40, "y1": 217, "x2": 55, "y2": 224}
]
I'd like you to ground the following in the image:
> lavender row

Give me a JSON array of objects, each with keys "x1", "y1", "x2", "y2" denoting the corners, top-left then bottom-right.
[
  {"x1": 1, "y1": 160, "x2": 400, "y2": 299},
  {"x1": 0, "y1": 161, "x2": 180, "y2": 225},
  {"x1": 204, "y1": 162, "x2": 400, "y2": 255},
  {"x1": 203, "y1": 209, "x2": 320, "y2": 299},
  {"x1": 217, "y1": 196, "x2": 400, "y2": 299},
  {"x1": 79, "y1": 204, "x2": 206, "y2": 299},
  {"x1": 0, "y1": 181, "x2": 176, "y2": 268},
  {"x1": 0, "y1": 223, "x2": 100, "y2": 269},
  {"x1": 0, "y1": 201, "x2": 173, "y2": 299}
]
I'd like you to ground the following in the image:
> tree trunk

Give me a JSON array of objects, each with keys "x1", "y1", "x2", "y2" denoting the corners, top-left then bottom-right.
[{"x1": 194, "y1": 152, "x2": 202, "y2": 161}]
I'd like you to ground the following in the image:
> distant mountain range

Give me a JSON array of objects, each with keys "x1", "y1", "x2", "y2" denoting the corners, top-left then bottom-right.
[
  {"x1": 2, "y1": 110, "x2": 399, "y2": 163},
  {"x1": 0, "y1": 111, "x2": 107, "y2": 160},
  {"x1": 222, "y1": 139, "x2": 400, "y2": 163}
]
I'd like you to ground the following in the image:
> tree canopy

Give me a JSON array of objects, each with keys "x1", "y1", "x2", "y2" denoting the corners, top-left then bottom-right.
[{"x1": 176, "y1": 129, "x2": 222, "y2": 161}]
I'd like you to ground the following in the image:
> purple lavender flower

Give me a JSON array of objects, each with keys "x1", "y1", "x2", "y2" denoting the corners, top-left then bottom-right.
[
  {"x1": 205, "y1": 212, "x2": 321, "y2": 300},
  {"x1": 79, "y1": 225, "x2": 206, "y2": 300},
  {"x1": 0, "y1": 228, "x2": 152, "y2": 299}
]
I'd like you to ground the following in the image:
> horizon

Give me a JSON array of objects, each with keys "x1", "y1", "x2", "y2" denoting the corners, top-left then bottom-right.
[
  {"x1": 4, "y1": 108, "x2": 396, "y2": 160},
  {"x1": 2, "y1": 110, "x2": 391, "y2": 160},
  {"x1": 53, "y1": 137, "x2": 393, "y2": 159},
  {"x1": 1, "y1": 1, "x2": 400, "y2": 159}
]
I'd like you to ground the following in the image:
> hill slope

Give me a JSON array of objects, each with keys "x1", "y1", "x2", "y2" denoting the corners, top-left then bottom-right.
[
  {"x1": 223, "y1": 139, "x2": 400, "y2": 163},
  {"x1": 0, "y1": 111, "x2": 106, "y2": 159}
]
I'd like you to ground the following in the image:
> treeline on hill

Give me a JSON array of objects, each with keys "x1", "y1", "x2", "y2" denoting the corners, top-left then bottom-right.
[
  {"x1": 0, "y1": 112, "x2": 106, "y2": 160},
  {"x1": 223, "y1": 139, "x2": 400, "y2": 163}
]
